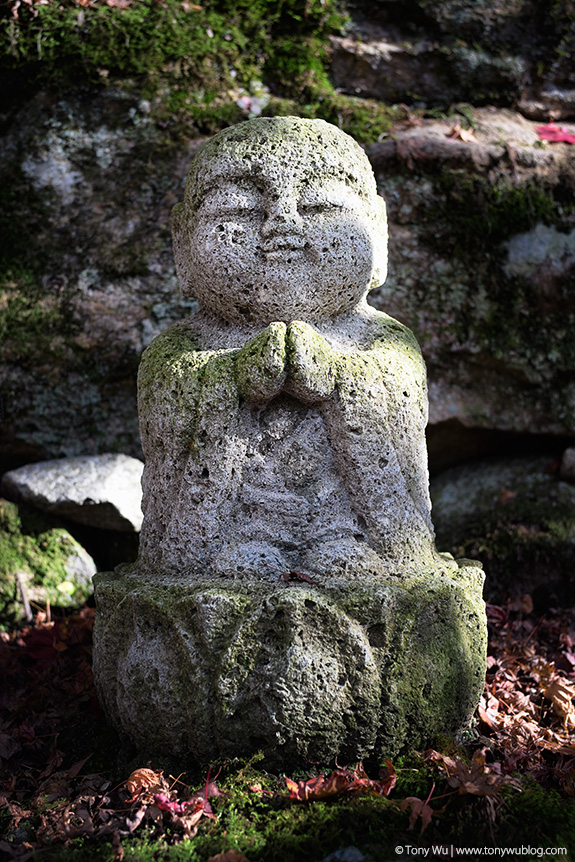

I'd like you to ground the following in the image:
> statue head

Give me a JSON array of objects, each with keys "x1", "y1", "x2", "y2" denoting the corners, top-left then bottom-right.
[{"x1": 172, "y1": 117, "x2": 387, "y2": 325}]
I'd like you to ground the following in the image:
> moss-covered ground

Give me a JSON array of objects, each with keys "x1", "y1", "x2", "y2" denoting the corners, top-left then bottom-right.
[{"x1": 1, "y1": 600, "x2": 575, "y2": 861}]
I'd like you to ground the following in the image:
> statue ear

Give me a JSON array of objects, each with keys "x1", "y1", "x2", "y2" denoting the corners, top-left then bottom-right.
[
  {"x1": 370, "y1": 195, "x2": 388, "y2": 290},
  {"x1": 172, "y1": 202, "x2": 193, "y2": 295}
]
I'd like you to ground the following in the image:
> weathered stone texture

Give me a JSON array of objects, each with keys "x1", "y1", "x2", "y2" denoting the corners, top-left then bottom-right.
[
  {"x1": 431, "y1": 455, "x2": 575, "y2": 605},
  {"x1": 368, "y1": 109, "x2": 575, "y2": 437},
  {"x1": 332, "y1": 1, "x2": 575, "y2": 118},
  {"x1": 0, "y1": 90, "x2": 199, "y2": 463},
  {"x1": 137, "y1": 118, "x2": 436, "y2": 579},
  {"x1": 2, "y1": 93, "x2": 575, "y2": 462},
  {"x1": 2, "y1": 454, "x2": 144, "y2": 531},
  {"x1": 2, "y1": 4, "x2": 575, "y2": 465},
  {"x1": 94, "y1": 117, "x2": 486, "y2": 764},
  {"x1": 0, "y1": 499, "x2": 95, "y2": 628},
  {"x1": 94, "y1": 566, "x2": 486, "y2": 766}
]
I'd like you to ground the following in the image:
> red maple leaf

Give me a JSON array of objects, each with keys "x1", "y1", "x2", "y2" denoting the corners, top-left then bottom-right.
[
  {"x1": 535, "y1": 124, "x2": 575, "y2": 144},
  {"x1": 285, "y1": 763, "x2": 396, "y2": 801}
]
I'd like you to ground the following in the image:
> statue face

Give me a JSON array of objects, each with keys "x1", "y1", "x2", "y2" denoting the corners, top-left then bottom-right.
[{"x1": 174, "y1": 127, "x2": 386, "y2": 325}]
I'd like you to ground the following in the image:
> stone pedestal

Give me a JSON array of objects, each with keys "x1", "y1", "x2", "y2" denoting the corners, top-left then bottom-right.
[{"x1": 94, "y1": 559, "x2": 485, "y2": 767}]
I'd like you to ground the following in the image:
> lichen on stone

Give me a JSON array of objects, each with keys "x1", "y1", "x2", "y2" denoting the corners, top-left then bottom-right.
[{"x1": 0, "y1": 499, "x2": 95, "y2": 629}]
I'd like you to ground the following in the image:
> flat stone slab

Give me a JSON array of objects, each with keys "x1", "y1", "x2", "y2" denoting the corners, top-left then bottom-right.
[
  {"x1": 93, "y1": 561, "x2": 486, "y2": 768},
  {"x1": 2, "y1": 454, "x2": 144, "y2": 532}
]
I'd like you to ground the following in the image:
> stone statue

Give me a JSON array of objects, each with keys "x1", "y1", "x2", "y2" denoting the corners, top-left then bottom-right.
[
  {"x1": 94, "y1": 118, "x2": 487, "y2": 767},
  {"x1": 139, "y1": 117, "x2": 438, "y2": 579}
]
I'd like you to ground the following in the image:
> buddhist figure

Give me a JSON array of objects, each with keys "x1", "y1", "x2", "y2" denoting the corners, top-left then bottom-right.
[
  {"x1": 93, "y1": 118, "x2": 486, "y2": 767},
  {"x1": 137, "y1": 117, "x2": 445, "y2": 582}
]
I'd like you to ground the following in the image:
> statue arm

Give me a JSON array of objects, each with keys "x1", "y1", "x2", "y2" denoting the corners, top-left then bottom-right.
[
  {"x1": 318, "y1": 319, "x2": 435, "y2": 563},
  {"x1": 367, "y1": 321, "x2": 432, "y2": 526},
  {"x1": 138, "y1": 320, "x2": 291, "y2": 569},
  {"x1": 137, "y1": 324, "x2": 226, "y2": 562}
]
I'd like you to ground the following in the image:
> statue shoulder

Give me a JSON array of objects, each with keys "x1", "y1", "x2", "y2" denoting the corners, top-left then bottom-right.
[
  {"x1": 138, "y1": 321, "x2": 204, "y2": 389},
  {"x1": 367, "y1": 311, "x2": 423, "y2": 361}
]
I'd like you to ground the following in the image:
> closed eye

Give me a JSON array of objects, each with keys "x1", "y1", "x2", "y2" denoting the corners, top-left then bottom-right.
[
  {"x1": 211, "y1": 205, "x2": 264, "y2": 217},
  {"x1": 298, "y1": 200, "x2": 344, "y2": 215}
]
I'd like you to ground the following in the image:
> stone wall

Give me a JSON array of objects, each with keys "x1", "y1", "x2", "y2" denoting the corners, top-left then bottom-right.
[{"x1": 1, "y1": 0, "x2": 574, "y2": 468}]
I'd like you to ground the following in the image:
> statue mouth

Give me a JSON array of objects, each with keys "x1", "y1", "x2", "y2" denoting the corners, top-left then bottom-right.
[{"x1": 261, "y1": 236, "x2": 307, "y2": 257}]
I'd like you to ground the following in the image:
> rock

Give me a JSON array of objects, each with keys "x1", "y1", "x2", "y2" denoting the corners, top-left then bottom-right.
[
  {"x1": 335, "y1": 1, "x2": 575, "y2": 118},
  {"x1": 560, "y1": 447, "x2": 575, "y2": 483},
  {"x1": 2, "y1": 454, "x2": 144, "y2": 532},
  {"x1": 330, "y1": 33, "x2": 527, "y2": 108},
  {"x1": 430, "y1": 456, "x2": 575, "y2": 606},
  {"x1": 94, "y1": 117, "x2": 486, "y2": 765},
  {"x1": 0, "y1": 499, "x2": 95, "y2": 629},
  {"x1": 367, "y1": 108, "x2": 575, "y2": 438},
  {"x1": 0, "y1": 89, "x2": 201, "y2": 464},
  {"x1": 322, "y1": 848, "x2": 365, "y2": 862}
]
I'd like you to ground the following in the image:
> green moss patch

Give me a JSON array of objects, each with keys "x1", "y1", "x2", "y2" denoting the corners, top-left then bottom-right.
[{"x1": 0, "y1": 498, "x2": 94, "y2": 629}]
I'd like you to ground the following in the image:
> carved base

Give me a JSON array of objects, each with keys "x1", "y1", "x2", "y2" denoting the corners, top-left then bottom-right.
[{"x1": 93, "y1": 562, "x2": 486, "y2": 768}]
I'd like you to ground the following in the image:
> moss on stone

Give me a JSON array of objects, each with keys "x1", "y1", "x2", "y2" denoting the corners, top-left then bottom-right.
[
  {"x1": 0, "y1": 0, "x2": 411, "y2": 146},
  {"x1": 264, "y1": 93, "x2": 406, "y2": 145},
  {"x1": 0, "y1": 499, "x2": 94, "y2": 629},
  {"x1": 93, "y1": 563, "x2": 486, "y2": 766},
  {"x1": 0, "y1": 0, "x2": 346, "y2": 123},
  {"x1": 0, "y1": 269, "x2": 80, "y2": 370},
  {"x1": 427, "y1": 172, "x2": 557, "y2": 258}
]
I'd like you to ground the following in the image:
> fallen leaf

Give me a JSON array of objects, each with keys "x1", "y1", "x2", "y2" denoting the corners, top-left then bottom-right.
[
  {"x1": 448, "y1": 120, "x2": 478, "y2": 142},
  {"x1": 536, "y1": 123, "x2": 575, "y2": 144},
  {"x1": 124, "y1": 767, "x2": 168, "y2": 801},
  {"x1": 285, "y1": 764, "x2": 395, "y2": 801},
  {"x1": 425, "y1": 749, "x2": 505, "y2": 796},
  {"x1": 478, "y1": 693, "x2": 500, "y2": 730},
  {"x1": 285, "y1": 772, "x2": 347, "y2": 801},
  {"x1": 208, "y1": 851, "x2": 251, "y2": 862},
  {"x1": 540, "y1": 673, "x2": 575, "y2": 729},
  {"x1": 400, "y1": 796, "x2": 434, "y2": 835}
]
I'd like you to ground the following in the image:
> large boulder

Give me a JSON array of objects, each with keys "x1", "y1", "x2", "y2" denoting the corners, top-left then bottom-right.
[{"x1": 368, "y1": 108, "x2": 575, "y2": 439}]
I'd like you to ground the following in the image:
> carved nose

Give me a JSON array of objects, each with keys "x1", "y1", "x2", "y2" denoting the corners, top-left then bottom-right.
[{"x1": 262, "y1": 198, "x2": 303, "y2": 237}]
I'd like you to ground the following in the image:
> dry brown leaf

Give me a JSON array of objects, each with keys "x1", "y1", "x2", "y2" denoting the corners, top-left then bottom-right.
[
  {"x1": 477, "y1": 693, "x2": 500, "y2": 730},
  {"x1": 208, "y1": 851, "x2": 251, "y2": 862},
  {"x1": 426, "y1": 749, "x2": 505, "y2": 796},
  {"x1": 124, "y1": 767, "x2": 168, "y2": 800},
  {"x1": 447, "y1": 120, "x2": 478, "y2": 142},
  {"x1": 285, "y1": 763, "x2": 396, "y2": 802},
  {"x1": 400, "y1": 796, "x2": 434, "y2": 835},
  {"x1": 542, "y1": 676, "x2": 575, "y2": 729}
]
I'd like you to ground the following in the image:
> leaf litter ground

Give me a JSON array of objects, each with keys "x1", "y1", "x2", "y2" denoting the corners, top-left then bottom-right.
[{"x1": 1, "y1": 601, "x2": 575, "y2": 861}]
